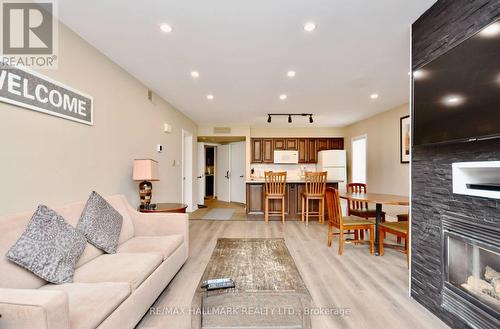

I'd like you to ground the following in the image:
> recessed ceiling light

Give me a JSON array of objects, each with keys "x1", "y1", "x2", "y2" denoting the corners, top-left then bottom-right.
[
  {"x1": 191, "y1": 71, "x2": 200, "y2": 78},
  {"x1": 304, "y1": 22, "x2": 316, "y2": 32},
  {"x1": 412, "y1": 69, "x2": 429, "y2": 80},
  {"x1": 160, "y1": 24, "x2": 173, "y2": 33},
  {"x1": 479, "y1": 22, "x2": 500, "y2": 38},
  {"x1": 442, "y1": 94, "x2": 465, "y2": 106},
  {"x1": 280, "y1": 94, "x2": 288, "y2": 100},
  {"x1": 287, "y1": 70, "x2": 296, "y2": 78},
  {"x1": 207, "y1": 94, "x2": 214, "y2": 100},
  {"x1": 370, "y1": 93, "x2": 379, "y2": 100}
]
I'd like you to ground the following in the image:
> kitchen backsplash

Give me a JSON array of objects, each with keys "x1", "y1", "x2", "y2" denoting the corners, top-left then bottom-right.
[{"x1": 250, "y1": 164, "x2": 317, "y2": 179}]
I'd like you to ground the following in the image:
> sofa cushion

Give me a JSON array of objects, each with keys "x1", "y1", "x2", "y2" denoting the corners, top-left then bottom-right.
[
  {"x1": 7, "y1": 205, "x2": 86, "y2": 284},
  {"x1": 40, "y1": 282, "x2": 130, "y2": 329},
  {"x1": 73, "y1": 253, "x2": 162, "y2": 290},
  {"x1": 77, "y1": 192, "x2": 123, "y2": 254},
  {"x1": 117, "y1": 235, "x2": 183, "y2": 260}
]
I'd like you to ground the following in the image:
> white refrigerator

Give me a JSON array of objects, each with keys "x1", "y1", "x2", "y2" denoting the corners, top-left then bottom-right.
[
  {"x1": 317, "y1": 150, "x2": 348, "y2": 214},
  {"x1": 317, "y1": 150, "x2": 347, "y2": 191}
]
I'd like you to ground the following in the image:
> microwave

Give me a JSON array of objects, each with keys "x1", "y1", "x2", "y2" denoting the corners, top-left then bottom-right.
[{"x1": 273, "y1": 150, "x2": 299, "y2": 164}]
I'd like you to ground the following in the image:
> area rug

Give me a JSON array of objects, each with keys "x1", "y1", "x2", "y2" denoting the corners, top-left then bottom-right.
[
  {"x1": 192, "y1": 238, "x2": 312, "y2": 329},
  {"x1": 202, "y1": 208, "x2": 235, "y2": 220}
]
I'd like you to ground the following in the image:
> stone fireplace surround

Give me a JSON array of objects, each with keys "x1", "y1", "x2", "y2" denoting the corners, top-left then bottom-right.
[{"x1": 411, "y1": 1, "x2": 500, "y2": 328}]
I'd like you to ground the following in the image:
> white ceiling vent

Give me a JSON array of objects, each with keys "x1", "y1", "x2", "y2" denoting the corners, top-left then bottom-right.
[{"x1": 213, "y1": 127, "x2": 231, "y2": 134}]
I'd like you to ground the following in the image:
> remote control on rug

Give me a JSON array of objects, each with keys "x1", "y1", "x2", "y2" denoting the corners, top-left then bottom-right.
[
  {"x1": 201, "y1": 278, "x2": 233, "y2": 288},
  {"x1": 205, "y1": 281, "x2": 235, "y2": 291}
]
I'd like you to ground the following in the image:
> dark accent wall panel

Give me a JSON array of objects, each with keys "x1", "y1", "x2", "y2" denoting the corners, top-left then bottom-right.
[
  {"x1": 411, "y1": 0, "x2": 500, "y2": 328},
  {"x1": 412, "y1": 0, "x2": 500, "y2": 69}
]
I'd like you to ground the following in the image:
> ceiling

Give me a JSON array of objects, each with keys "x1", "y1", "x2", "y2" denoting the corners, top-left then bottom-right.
[{"x1": 58, "y1": 0, "x2": 436, "y2": 127}]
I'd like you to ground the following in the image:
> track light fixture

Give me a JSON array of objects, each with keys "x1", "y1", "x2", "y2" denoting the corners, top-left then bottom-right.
[{"x1": 266, "y1": 113, "x2": 314, "y2": 124}]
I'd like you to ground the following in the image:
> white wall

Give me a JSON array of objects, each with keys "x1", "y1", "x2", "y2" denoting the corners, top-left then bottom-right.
[
  {"x1": 0, "y1": 22, "x2": 197, "y2": 216},
  {"x1": 344, "y1": 103, "x2": 410, "y2": 217}
]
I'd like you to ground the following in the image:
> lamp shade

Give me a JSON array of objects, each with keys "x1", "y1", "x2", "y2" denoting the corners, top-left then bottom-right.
[{"x1": 133, "y1": 159, "x2": 159, "y2": 181}]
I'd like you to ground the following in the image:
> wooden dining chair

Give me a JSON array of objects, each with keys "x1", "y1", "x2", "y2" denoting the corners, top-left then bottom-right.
[
  {"x1": 264, "y1": 171, "x2": 287, "y2": 223},
  {"x1": 379, "y1": 218, "x2": 409, "y2": 268},
  {"x1": 301, "y1": 171, "x2": 327, "y2": 226},
  {"x1": 347, "y1": 183, "x2": 386, "y2": 240},
  {"x1": 325, "y1": 187, "x2": 374, "y2": 255}
]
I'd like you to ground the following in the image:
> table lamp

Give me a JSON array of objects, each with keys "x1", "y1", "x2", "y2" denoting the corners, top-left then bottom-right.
[{"x1": 133, "y1": 159, "x2": 159, "y2": 207}]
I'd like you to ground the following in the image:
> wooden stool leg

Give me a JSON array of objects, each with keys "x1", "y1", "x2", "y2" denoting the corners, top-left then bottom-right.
[
  {"x1": 397, "y1": 236, "x2": 402, "y2": 244},
  {"x1": 339, "y1": 229, "x2": 344, "y2": 255},
  {"x1": 379, "y1": 229, "x2": 385, "y2": 256},
  {"x1": 320, "y1": 198, "x2": 325, "y2": 224},
  {"x1": 265, "y1": 197, "x2": 269, "y2": 223},
  {"x1": 301, "y1": 196, "x2": 305, "y2": 223},
  {"x1": 369, "y1": 226, "x2": 374, "y2": 255},
  {"x1": 281, "y1": 197, "x2": 285, "y2": 224},
  {"x1": 360, "y1": 230, "x2": 365, "y2": 240},
  {"x1": 327, "y1": 224, "x2": 333, "y2": 247},
  {"x1": 305, "y1": 198, "x2": 309, "y2": 226},
  {"x1": 354, "y1": 230, "x2": 359, "y2": 242}
]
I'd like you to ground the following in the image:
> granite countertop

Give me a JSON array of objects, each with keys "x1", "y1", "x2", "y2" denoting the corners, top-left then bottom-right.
[{"x1": 246, "y1": 178, "x2": 343, "y2": 183}]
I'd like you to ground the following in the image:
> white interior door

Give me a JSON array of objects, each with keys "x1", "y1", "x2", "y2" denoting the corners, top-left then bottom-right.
[
  {"x1": 182, "y1": 130, "x2": 194, "y2": 211},
  {"x1": 216, "y1": 144, "x2": 230, "y2": 202},
  {"x1": 197, "y1": 142, "x2": 205, "y2": 206},
  {"x1": 230, "y1": 141, "x2": 246, "y2": 203}
]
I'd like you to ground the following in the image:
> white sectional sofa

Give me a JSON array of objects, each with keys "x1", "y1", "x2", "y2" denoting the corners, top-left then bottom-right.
[{"x1": 0, "y1": 195, "x2": 189, "y2": 329}]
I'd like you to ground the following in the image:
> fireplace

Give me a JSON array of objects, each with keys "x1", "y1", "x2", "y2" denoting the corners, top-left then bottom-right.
[{"x1": 442, "y1": 214, "x2": 500, "y2": 329}]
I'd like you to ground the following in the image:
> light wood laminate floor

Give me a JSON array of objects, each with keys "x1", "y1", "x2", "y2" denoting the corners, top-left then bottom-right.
[{"x1": 137, "y1": 221, "x2": 449, "y2": 329}]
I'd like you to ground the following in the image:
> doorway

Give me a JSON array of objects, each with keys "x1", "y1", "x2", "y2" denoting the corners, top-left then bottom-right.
[
  {"x1": 182, "y1": 129, "x2": 194, "y2": 212},
  {"x1": 192, "y1": 136, "x2": 247, "y2": 220}
]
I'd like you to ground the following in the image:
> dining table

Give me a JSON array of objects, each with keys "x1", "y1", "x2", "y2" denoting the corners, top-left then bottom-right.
[{"x1": 340, "y1": 192, "x2": 409, "y2": 255}]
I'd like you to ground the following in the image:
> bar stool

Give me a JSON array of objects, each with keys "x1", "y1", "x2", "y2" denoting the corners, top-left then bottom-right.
[
  {"x1": 264, "y1": 171, "x2": 287, "y2": 223},
  {"x1": 301, "y1": 172, "x2": 327, "y2": 226}
]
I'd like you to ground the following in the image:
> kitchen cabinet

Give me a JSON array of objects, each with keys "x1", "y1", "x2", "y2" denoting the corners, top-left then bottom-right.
[
  {"x1": 316, "y1": 138, "x2": 329, "y2": 152},
  {"x1": 285, "y1": 139, "x2": 298, "y2": 150},
  {"x1": 246, "y1": 182, "x2": 339, "y2": 220},
  {"x1": 328, "y1": 138, "x2": 344, "y2": 150},
  {"x1": 307, "y1": 139, "x2": 317, "y2": 163},
  {"x1": 251, "y1": 139, "x2": 263, "y2": 163},
  {"x1": 274, "y1": 139, "x2": 286, "y2": 150},
  {"x1": 262, "y1": 139, "x2": 274, "y2": 163},
  {"x1": 298, "y1": 139, "x2": 308, "y2": 163},
  {"x1": 251, "y1": 137, "x2": 344, "y2": 163},
  {"x1": 246, "y1": 183, "x2": 264, "y2": 214}
]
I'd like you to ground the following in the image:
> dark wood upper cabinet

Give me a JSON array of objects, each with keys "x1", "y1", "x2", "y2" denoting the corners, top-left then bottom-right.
[
  {"x1": 316, "y1": 138, "x2": 329, "y2": 152},
  {"x1": 251, "y1": 138, "x2": 263, "y2": 163},
  {"x1": 251, "y1": 137, "x2": 343, "y2": 164},
  {"x1": 298, "y1": 139, "x2": 308, "y2": 163},
  {"x1": 307, "y1": 139, "x2": 317, "y2": 163},
  {"x1": 328, "y1": 138, "x2": 344, "y2": 150},
  {"x1": 262, "y1": 139, "x2": 274, "y2": 163},
  {"x1": 274, "y1": 139, "x2": 286, "y2": 150},
  {"x1": 285, "y1": 139, "x2": 298, "y2": 150}
]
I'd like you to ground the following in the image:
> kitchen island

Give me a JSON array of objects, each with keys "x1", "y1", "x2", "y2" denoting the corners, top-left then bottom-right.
[{"x1": 246, "y1": 179, "x2": 341, "y2": 220}]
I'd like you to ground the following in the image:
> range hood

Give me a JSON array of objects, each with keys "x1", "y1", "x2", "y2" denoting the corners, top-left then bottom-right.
[{"x1": 274, "y1": 150, "x2": 299, "y2": 164}]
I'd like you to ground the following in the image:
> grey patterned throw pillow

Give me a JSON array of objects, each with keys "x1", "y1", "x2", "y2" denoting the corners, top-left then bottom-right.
[
  {"x1": 77, "y1": 191, "x2": 123, "y2": 253},
  {"x1": 7, "y1": 205, "x2": 87, "y2": 284}
]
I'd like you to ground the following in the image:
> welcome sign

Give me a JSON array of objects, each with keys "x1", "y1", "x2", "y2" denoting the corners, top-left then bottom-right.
[{"x1": 0, "y1": 65, "x2": 93, "y2": 125}]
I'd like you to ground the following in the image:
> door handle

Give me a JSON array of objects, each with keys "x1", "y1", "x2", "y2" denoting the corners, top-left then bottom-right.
[
  {"x1": 240, "y1": 175, "x2": 244, "y2": 178},
  {"x1": 197, "y1": 175, "x2": 203, "y2": 179},
  {"x1": 225, "y1": 171, "x2": 230, "y2": 179}
]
